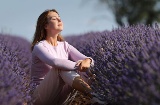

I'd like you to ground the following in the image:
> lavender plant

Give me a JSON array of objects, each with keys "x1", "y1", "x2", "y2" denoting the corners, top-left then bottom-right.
[
  {"x1": 65, "y1": 24, "x2": 160, "y2": 105},
  {"x1": 1, "y1": 23, "x2": 160, "y2": 105},
  {"x1": 0, "y1": 34, "x2": 31, "y2": 105}
]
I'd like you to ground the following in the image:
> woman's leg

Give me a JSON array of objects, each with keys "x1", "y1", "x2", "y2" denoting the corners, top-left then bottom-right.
[
  {"x1": 72, "y1": 76, "x2": 92, "y2": 97},
  {"x1": 32, "y1": 68, "x2": 65, "y2": 105},
  {"x1": 60, "y1": 70, "x2": 106, "y2": 104},
  {"x1": 59, "y1": 71, "x2": 92, "y2": 97},
  {"x1": 56, "y1": 84, "x2": 74, "y2": 105}
]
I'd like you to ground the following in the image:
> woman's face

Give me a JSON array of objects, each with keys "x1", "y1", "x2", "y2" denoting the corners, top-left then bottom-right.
[{"x1": 45, "y1": 11, "x2": 63, "y2": 32}]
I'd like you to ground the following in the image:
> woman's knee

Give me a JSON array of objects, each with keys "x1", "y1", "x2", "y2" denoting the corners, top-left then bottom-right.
[{"x1": 59, "y1": 71, "x2": 80, "y2": 86}]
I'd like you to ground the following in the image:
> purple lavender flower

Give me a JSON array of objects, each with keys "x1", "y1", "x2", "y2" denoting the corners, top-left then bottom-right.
[
  {"x1": 65, "y1": 24, "x2": 160, "y2": 105},
  {"x1": 0, "y1": 34, "x2": 31, "y2": 105}
]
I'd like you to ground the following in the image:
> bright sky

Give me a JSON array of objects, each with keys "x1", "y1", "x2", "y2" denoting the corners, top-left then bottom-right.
[{"x1": 0, "y1": 0, "x2": 118, "y2": 42}]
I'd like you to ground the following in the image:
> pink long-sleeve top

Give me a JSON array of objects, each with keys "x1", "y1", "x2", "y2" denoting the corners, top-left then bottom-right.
[{"x1": 31, "y1": 40, "x2": 94, "y2": 86}]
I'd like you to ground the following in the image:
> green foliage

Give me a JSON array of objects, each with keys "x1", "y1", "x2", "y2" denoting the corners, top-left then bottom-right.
[{"x1": 100, "y1": 0, "x2": 160, "y2": 26}]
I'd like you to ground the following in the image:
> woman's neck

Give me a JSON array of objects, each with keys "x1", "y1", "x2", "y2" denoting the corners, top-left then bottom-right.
[{"x1": 46, "y1": 34, "x2": 58, "y2": 46}]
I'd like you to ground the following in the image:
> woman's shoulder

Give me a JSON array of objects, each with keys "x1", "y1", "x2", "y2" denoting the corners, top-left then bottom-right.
[
  {"x1": 35, "y1": 40, "x2": 48, "y2": 47},
  {"x1": 35, "y1": 40, "x2": 71, "y2": 49},
  {"x1": 33, "y1": 40, "x2": 49, "y2": 50}
]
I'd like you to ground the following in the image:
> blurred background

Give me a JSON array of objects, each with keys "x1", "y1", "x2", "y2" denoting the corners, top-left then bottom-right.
[
  {"x1": 0, "y1": 0, "x2": 117, "y2": 42},
  {"x1": 1, "y1": 0, "x2": 160, "y2": 42}
]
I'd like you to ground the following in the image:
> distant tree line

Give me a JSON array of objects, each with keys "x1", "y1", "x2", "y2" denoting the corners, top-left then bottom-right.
[{"x1": 99, "y1": 0, "x2": 160, "y2": 26}]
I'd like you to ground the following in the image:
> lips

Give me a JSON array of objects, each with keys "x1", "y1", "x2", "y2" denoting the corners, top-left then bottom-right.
[{"x1": 58, "y1": 23, "x2": 62, "y2": 26}]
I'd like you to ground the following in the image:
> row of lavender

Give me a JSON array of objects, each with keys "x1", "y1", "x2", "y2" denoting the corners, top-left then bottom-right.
[
  {"x1": 65, "y1": 24, "x2": 160, "y2": 105},
  {"x1": 0, "y1": 34, "x2": 31, "y2": 105},
  {"x1": 1, "y1": 24, "x2": 160, "y2": 105}
]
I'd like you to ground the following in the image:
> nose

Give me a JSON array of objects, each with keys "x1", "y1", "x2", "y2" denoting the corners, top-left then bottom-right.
[{"x1": 57, "y1": 18, "x2": 61, "y2": 22}]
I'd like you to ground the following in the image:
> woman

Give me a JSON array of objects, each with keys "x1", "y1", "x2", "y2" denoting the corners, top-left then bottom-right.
[{"x1": 30, "y1": 9, "x2": 104, "y2": 105}]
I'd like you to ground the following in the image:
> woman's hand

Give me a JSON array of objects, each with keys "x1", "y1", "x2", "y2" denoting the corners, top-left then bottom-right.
[{"x1": 76, "y1": 58, "x2": 91, "y2": 72}]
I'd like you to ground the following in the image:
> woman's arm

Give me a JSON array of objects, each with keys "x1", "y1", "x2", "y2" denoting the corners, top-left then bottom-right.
[
  {"x1": 68, "y1": 43, "x2": 94, "y2": 71},
  {"x1": 33, "y1": 44, "x2": 77, "y2": 71},
  {"x1": 68, "y1": 44, "x2": 94, "y2": 65}
]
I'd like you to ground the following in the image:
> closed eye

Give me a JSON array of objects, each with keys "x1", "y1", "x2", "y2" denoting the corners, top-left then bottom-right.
[
  {"x1": 51, "y1": 18, "x2": 56, "y2": 20},
  {"x1": 51, "y1": 16, "x2": 61, "y2": 20}
]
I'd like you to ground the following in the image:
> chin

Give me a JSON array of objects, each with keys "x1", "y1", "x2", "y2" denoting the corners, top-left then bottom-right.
[{"x1": 59, "y1": 28, "x2": 63, "y2": 31}]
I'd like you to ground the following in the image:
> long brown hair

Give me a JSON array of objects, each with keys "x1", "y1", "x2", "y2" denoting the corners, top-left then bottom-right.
[{"x1": 31, "y1": 9, "x2": 64, "y2": 51}]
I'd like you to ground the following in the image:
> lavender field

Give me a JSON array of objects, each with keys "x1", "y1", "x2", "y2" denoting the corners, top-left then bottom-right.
[
  {"x1": 0, "y1": 24, "x2": 160, "y2": 105},
  {"x1": 0, "y1": 34, "x2": 31, "y2": 105},
  {"x1": 65, "y1": 24, "x2": 160, "y2": 105}
]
